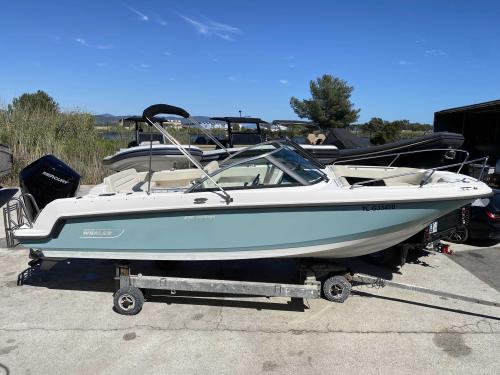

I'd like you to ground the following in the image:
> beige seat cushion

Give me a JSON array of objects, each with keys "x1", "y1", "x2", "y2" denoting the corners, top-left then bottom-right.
[
  {"x1": 306, "y1": 134, "x2": 318, "y2": 145},
  {"x1": 103, "y1": 168, "x2": 140, "y2": 193}
]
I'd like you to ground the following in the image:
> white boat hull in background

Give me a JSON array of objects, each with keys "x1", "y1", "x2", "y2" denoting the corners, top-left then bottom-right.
[{"x1": 103, "y1": 144, "x2": 203, "y2": 172}]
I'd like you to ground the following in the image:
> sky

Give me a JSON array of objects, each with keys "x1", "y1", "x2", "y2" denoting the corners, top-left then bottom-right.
[{"x1": 0, "y1": 0, "x2": 499, "y2": 124}]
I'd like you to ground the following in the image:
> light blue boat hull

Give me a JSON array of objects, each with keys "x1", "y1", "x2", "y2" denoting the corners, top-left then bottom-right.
[{"x1": 20, "y1": 200, "x2": 469, "y2": 260}]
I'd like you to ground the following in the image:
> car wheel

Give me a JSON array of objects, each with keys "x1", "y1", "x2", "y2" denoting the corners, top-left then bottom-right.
[{"x1": 446, "y1": 227, "x2": 469, "y2": 244}]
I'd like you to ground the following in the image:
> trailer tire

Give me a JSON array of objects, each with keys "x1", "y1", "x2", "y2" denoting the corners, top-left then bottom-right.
[
  {"x1": 113, "y1": 286, "x2": 144, "y2": 315},
  {"x1": 322, "y1": 275, "x2": 351, "y2": 303}
]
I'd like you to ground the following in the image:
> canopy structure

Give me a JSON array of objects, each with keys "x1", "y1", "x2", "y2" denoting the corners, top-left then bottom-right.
[
  {"x1": 434, "y1": 100, "x2": 500, "y2": 164},
  {"x1": 210, "y1": 117, "x2": 269, "y2": 147},
  {"x1": 211, "y1": 117, "x2": 268, "y2": 124}
]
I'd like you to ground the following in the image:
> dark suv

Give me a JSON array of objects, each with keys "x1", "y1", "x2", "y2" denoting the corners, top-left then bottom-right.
[{"x1": 467, "y1": 189, "x2": 500, "y2": 240}]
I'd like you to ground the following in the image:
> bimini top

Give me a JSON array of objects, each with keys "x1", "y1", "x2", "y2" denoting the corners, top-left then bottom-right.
[{"x1": 211, "y1": 117, "x2": 269, "y2": 124}]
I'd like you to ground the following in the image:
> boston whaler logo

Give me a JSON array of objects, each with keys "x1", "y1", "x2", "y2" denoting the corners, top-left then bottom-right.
[
  {"x1": 42, "y1": 171, "x2": 69, "y2": 184},
  {"x1": 81, "y1": 229, "x2": 125, "y2": 238},
  {"x1": 362, "y1": 204, "x2": 396, "y2": 212}
]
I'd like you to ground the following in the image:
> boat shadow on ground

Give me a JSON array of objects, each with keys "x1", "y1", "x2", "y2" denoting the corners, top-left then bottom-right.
[
  {"x1": 465, "y1": 238, "x2": 500, "y2": 247},
  {"x1": 17, "y1": 256, "x2": 395, "y2": 312},
  {"x1": 351, "y1": 290, "x2": 500, "y2": 321}
]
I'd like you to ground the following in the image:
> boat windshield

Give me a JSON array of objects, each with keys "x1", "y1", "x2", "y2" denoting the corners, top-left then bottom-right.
[{"x1": 189, "y1": 140, "x2": 328, "y2": 192}]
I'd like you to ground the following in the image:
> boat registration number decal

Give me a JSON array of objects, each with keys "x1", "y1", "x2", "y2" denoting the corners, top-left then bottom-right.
[
  {"x1": 362, "y1": 204, "x2": 396, "y2": 212},
  {"x1": 81, "y1": 229, "x2": 125, "y2": 238},
  {"x1": 184, "y1": 215, "x2": 216, "y2": 221}
]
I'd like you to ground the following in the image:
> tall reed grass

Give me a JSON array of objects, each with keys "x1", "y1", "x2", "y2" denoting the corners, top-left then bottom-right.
[{"x1": 0, "y1": 109, "x2": 127, "y2": 186}]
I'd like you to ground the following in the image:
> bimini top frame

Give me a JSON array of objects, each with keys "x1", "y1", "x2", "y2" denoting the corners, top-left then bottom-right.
[
  {"x1": 210, "y1": 117, "x2": 269, "y2": 148},
  {"x1": 142, "y1": 104, "x2": 232, "y2": 203}
]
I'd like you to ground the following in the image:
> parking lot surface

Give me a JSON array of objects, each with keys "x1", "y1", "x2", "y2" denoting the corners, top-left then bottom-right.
[{"x1": 1, "y1": 235, "x2": 499, "y2": 374}]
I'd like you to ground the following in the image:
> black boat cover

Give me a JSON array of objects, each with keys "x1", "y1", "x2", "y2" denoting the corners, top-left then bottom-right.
[
  {"x1": 324, "y1": 128, "x2": 370, "y2": 149},
  {"x1": 334, "y1": 132, "x2": 464, "y2": 159},
  {"x1": 314, "y1": 131, "x2": 465, "y2": 169}
]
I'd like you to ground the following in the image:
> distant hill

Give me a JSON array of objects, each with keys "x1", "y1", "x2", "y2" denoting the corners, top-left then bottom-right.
[{"x1": 94, "y1": 114, "x2": 128, "y2": 125}]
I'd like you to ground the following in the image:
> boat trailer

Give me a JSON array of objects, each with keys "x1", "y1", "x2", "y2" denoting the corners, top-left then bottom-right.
[{"x1": 112, "y1": 262, "x2": 500, "y2": 315}]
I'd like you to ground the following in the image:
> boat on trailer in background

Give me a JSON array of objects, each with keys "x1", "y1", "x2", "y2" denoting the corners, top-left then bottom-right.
[
  {"x1": 102, "y1": 116, "x2": 203, "y2": 172},
  {"x1": 10, "y1": 104, "x2": 492, "y2": 262}
]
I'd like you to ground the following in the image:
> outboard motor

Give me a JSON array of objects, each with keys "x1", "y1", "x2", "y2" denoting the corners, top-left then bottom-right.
[{"x1": 19, "y1": 155, "x2": 80, "y2": 219}]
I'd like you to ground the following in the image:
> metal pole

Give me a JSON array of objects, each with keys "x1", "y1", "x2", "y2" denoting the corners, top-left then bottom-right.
[
  {"x1": 147, "y1": 130, "x2": 153, "y2": 194},
  {"x1": 144, "y1": 116, "x2": 233, "y2": 203},
  {"x1": 352, "y1": 274, "x2": 500, "y2": 308}
]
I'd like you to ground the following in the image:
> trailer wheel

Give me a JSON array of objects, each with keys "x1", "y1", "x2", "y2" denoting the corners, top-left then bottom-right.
[
  {"x1": 113, "y1": 286, "x2": 144, "y2": 315},
  {"x1": 322, "y1": 275, "x2": 351, "y2": 303}
]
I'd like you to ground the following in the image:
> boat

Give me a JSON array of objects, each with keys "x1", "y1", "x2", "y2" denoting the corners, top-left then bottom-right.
[
  {"x1": 271, "y1": 120, "x2": 465, "y2": 167},
  {"x1": 198, "y1": 116, "x2": 269, "y2": 164},
  {"x1": 323, "y1": 131, "x2": 466, "y2": 168},
  {"x1": 11, "y1": 104, "x2": 492, "y2": 261},
  {"x1": 199, "y1": 117, "x2": 339, "y2": 163},
  {"x1": 102, "y1": 116, "x2": 203, "y2": 171}
]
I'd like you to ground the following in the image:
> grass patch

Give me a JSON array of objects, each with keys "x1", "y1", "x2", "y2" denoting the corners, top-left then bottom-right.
[{"x1": 0, "y1": 109, "x2": 128, "y2": 186}]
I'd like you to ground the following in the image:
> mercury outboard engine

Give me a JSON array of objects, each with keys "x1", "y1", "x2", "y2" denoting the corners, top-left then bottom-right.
[{"x1": 19, "y1": 155, "x2": 80, "y2": 219}]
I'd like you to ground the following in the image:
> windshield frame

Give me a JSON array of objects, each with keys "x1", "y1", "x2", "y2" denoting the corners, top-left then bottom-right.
[
  {"x1": 186, "y1": 140, "x2": 328, "y2": 193},
  {"x1": 221, "y1": 138, "x2": 325, "y2": 168}
]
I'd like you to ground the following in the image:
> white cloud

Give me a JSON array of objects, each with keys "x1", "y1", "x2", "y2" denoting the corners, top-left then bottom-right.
[
  {"x1": 126, "y1": 5, "x2": 149, "y2": 21},
  {"x1": 425, "y1": 49, "x2": 447, "y2": 57},
  {"x1": 75, "y1": 38, "x2": 89, "y2": 47},
  {"x1": 179, "y1": 14, "x2": 209, "y2": 34},
  {"x1": 163, "y1": 51, "x2": 172, "y2": 56},
  {"x1": 227, "y1": 76, "x2": 237, "y2": 81},
  {"x1": 96, "y1": 44, "x2": 113, "y2": 50},
  {"x1": 279, "y1": 79, "x2": 289, "y2": 85},
  {"x1": 208, "y1": 20, "x2": 239, "y2": 33},
  {"x1": 157, "y1": 17, "x2": 168, "y2": 26},
  {"x1": 140, "y1": 63, "x2": 150, "y2": 69},
  {"x1": 178, "y1": 14, "x2": 241, "y2": 41},
  {"x1": 288, "y1": 63, "x2": 296, "y2": 68},
  {"x1": 75, "y1": 38, "x2": 113, "y2": 50},
  {"x1": 216, "y1": 33, "x2": 233, "y2": 41},
  {"x1": 398, "y1": 60, "x2": 413, "y2": 65}
]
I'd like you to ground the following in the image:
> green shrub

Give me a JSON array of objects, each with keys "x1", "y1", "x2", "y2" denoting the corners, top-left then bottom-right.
[{"x1": 0, "y1": 109, "x2": 127, "y2": 186}]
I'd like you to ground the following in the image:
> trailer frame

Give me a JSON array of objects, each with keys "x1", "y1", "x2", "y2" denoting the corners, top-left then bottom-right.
[{"x1": 112, "y1": 262, "x2": 499, "y2": 315}]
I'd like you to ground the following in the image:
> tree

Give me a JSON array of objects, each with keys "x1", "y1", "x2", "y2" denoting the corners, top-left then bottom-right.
[
  {"x1": 290, "y1": 74, "x2": 360, "y2": 129},
  {"x1": 9, "y1": 90, "x2": 59, "y2": 113},
  {"x1": 363, "y1": 117, "x2": 402, "y2": 145}
]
